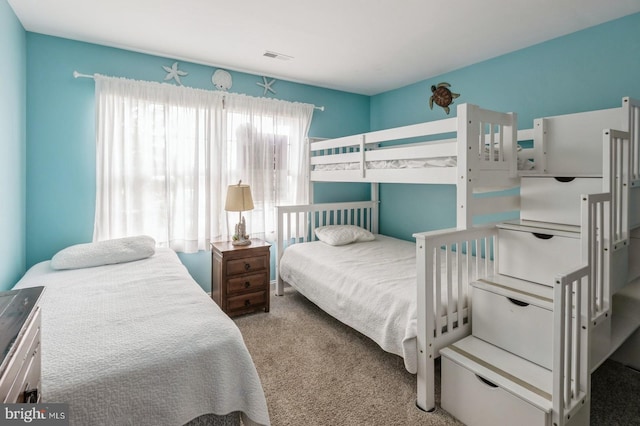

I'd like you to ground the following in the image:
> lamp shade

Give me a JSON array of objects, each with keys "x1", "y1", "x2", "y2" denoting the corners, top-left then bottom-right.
[{"x1": 225, "y1": 183, "x2": 254, "y2": 212}]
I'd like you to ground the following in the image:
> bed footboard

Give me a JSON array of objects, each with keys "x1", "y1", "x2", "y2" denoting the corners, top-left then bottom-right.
[
  {"x1": 413, "y1": 226, "x2": 498, "y2": 411},
  {"x1": 275, "y1": 201, "x2": 379, "y2": 296}
]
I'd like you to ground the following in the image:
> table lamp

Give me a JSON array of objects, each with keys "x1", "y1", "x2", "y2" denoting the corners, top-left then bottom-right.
[{"x1": 225, "y1": 181, "x2": 254, "y2": 246}]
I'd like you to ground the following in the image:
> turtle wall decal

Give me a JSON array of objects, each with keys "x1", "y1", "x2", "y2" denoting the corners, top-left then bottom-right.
[{"x1": 429, "y1": 82, "x2": 460, "y2": 115}]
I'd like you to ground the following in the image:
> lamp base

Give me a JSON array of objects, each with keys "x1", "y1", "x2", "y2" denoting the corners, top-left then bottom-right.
[
  {"x1": 232, "y1": 216, "x2": 251, "y2": 246},
  {"x1": 232, "y1": 237, "x2": 252, "y2": 246}
]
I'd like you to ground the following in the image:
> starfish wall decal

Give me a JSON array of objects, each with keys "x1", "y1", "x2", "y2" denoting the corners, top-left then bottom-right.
[
  {"x1": 163, "y1": 62, "x2": 188, "y2": 85},
  {"x1": 257, "y1": 76, "x2": 276, "y2": 95}
]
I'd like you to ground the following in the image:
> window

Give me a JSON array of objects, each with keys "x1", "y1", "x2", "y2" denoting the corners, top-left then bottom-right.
[{"x1": 94, "y1": 75, "x2": 314, "y2": 252}]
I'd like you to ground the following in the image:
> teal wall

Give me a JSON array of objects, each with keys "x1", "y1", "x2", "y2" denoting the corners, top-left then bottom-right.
[
  {"x1": 20, "y1": 11, "x2": 640, "y2": 290},
  {"x1": 0, "y1": 0, "x2": 26, "y2": 291},
  {"x1": 371, "y1": 12, "x2": 640, "y2": 241},
  {"x1": 25, "y1": 34, "x2": 369, "y2": 290}
]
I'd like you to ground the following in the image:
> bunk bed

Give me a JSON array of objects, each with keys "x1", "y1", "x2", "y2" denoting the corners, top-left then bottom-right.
[
  {"x1": 276, "y1": 97, "x2": 640, "y2": 421},
  {"x1": 13, "y1": 238, "x2": 270, "y2": 426},
  {"x1": 276, "y1": 103, "x2": 520, "y2": 412}
]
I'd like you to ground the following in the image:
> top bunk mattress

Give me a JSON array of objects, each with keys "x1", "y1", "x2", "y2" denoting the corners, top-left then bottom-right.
[
  {"x1": 14, "y1": 248, "x2": 269, "y2": 426},
  {"x1": 313, "y1": 157, "x2": 457, "y2": 170},
  {"x1": 312, "y1": 146, "x2": 533, "y2": 172}
]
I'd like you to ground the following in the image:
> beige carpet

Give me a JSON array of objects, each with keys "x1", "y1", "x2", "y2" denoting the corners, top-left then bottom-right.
[{"x1": 234, "y1": 288, "x2": 640, "y2": 426}]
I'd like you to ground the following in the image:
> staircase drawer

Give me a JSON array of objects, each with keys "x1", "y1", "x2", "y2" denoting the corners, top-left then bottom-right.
[
  {"x1": 441, "y1": 355, "x2": 547, "y2": 426},
  {"x1": 521, "y1": 176, "x2": 602, "y2": 226},
  {"x1": 498, "y1": 227, "x2": 580, "y2": 286},
  {"x1": 472, "y1": 284, "x2": 553, "y2": 369}
]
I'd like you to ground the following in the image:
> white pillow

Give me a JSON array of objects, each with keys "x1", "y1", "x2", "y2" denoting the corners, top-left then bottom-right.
[
  {"x1": 314, "y1": 225, "x2": 375, "y2": 246},
  {"x1": 51, "y1": 235, "x2": 156, "y2": 270}
]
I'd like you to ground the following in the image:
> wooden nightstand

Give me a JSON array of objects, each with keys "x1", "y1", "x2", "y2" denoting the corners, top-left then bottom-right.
[{"x1": 211, "y1": 239, "x2": 271, "y2": 317}]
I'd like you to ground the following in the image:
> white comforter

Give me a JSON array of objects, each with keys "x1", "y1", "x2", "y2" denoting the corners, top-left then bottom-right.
[
  {"x1": 14, "y1": 249, "x2": 270, "y2": 426},
  {"x1": 279, "y1": 235, "x2": 419, "y2": 373}
]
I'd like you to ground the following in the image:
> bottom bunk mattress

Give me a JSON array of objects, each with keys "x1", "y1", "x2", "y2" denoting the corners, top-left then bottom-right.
[
  {"x1": 279, "y1": 235, "x2": 422, "y2": 373},
  {"x1": 14, "y1": 248, "x2": 269, "y2": 426}
]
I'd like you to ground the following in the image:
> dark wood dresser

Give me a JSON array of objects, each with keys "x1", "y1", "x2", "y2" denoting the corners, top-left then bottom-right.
[
  {"x1": 211, "y1": 239, "x2": 271, "y2": 317},
  {"x1": 0, "y1": 286, "x2": 44, "y2": 403}
]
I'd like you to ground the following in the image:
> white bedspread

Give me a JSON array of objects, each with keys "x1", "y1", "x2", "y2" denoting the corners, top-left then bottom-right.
[
  {"x1": 313, "y1": 157, "x2": 457, "y2": 171},
  {"x1": 279, "y1": 235, "x2": 419, "y2": 373},
  {"x1": 14, "y1": 249, "x2": 270, "y2": 426}
]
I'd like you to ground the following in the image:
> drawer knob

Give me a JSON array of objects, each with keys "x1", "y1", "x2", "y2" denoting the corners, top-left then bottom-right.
[
  {"x1": 244, "y1": 299, "x2": 251, "y2": 307},
  {"x1": 244, "y1": 263, "x2": 251, "y2": 271},
  {"x1": 244, "y1": 281, "x2": 251, "y2": 288}
]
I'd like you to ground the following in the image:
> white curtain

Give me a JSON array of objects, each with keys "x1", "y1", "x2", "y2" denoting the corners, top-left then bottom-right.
[
  {"x1": 224, "y1": 94, "x2": 313, "y2": 241},
  {"x1": 94, "y1": 75, "x2": 314, "y2": 252}
]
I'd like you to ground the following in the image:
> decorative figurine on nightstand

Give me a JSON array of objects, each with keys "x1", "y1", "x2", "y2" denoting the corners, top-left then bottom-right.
[
  {"x1": 225, "y1": 181, "x2": 254, "y2": 246},
  {"x1": 233, "y1": 217, "x2": 250, "y2": 245}
]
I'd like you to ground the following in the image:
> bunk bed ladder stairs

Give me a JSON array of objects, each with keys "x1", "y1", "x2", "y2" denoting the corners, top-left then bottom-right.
[
  {"x1": 439, "y1": 97, "x2": 640, "y2": 426},
  {"x1": 440, "y1": 200, "x2": 596, "y2": 426}
]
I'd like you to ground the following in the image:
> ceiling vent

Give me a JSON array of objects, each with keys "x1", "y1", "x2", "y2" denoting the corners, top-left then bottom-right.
[{"x1": 263, "y1": 50, "x2": 293, "y2": 61}]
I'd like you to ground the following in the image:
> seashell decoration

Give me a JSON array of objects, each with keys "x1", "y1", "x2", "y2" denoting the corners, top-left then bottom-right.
[{"x1": 212, "y1": 69, "x2": 233, "y2": 91}]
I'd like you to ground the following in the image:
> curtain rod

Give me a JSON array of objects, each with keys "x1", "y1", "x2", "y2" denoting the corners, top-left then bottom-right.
[{"x1": 73, "y1": 71, "x2": 325, "y2": 112}]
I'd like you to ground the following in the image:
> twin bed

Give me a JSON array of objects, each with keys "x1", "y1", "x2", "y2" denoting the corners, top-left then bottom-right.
[{"x1": 13, "y1": 238, "x2": 270, "y2": 426}]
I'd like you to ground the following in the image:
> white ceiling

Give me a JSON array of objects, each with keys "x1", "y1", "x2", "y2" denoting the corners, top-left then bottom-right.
[{"x1": 8, "y1": 0, "x2": 640, "y2": 95}]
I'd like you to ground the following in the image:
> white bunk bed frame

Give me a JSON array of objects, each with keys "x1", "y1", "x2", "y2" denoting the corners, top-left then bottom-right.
[
  {"x1": 275, "y1": 97, "x2": 640, "y2": 420},
  {"x1": 276, "y1": 103, "x2": 520, "y2": 412}
]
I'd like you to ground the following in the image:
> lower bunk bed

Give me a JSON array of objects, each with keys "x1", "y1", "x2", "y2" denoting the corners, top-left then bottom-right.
[
  {"x1": 276, "y1": 201, "x2": 497, "y2": 411},
  {"x1": 13, "y1": 236, "x2": 270, "y2": 426}
]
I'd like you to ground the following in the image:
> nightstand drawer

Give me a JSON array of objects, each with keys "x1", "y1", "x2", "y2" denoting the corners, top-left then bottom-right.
[
  {"x1": 227, "y1": 255, "x2": 268, "y2": 276},
  {"x1": 227, "y1": 272, "x2": 268, "y2": 294},
  {"x1": 227, "y1": 291, "x2": 267, "y2": 313}
]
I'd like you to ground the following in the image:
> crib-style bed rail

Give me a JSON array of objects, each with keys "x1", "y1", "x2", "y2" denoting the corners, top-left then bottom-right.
[{"x1": 413, "y1": 225, "x2": 498, "y2": 411}]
